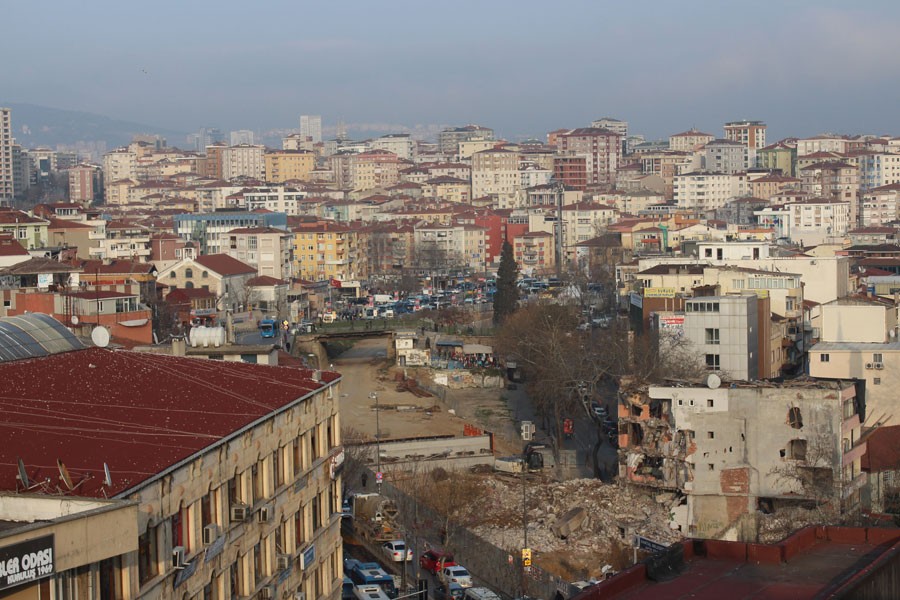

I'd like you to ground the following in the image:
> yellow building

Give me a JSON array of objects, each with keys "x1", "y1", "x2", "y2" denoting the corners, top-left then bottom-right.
[
  {"x1": 266, "y1": 150, "x2": 316, "y2": 183},
  {"x1": 293, "y1": 223, "x2": 365, "y2": 281}
]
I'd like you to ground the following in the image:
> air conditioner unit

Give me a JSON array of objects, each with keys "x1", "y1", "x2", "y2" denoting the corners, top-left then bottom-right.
[
  {"x1": 202, "y1": 524, "x2": 218, "y2": 545},
  {"x1": 294, "y1": 592, "x2": 305, "y2": 600},
  {"x1": 875, "y1": 362, "x2": 884, "y2": 370},
  {"x1": 172, "y1": 546, "x2": 187, "y2": 570},
  {"x1": 258, "y1": 586, "x2": 275, "y2": 600},
  {"x1": 231, "y1": 504, "x2": 249, "y2": 522},
  {"x1": 277, "y1": 554, "x2": 291, "y2": 571},
  {"x1": 865, "y1": 363, "x2": 874, "y2": 370},
  {"x1": 258, "y1": 504, "x2": 273, "y2": 523}
]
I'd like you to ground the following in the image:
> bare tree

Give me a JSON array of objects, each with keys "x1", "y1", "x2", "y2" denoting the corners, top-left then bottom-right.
[{"x1": 341, "y1": 426, "x2": 375, "y2": 494}]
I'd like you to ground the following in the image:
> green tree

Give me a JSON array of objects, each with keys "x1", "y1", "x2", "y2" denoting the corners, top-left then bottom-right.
[{"x1": 493, "y1": 240, "x2": 519, "y2": 324}]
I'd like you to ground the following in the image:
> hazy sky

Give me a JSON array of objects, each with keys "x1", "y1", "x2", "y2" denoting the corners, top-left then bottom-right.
[{"x1": 3, "y1": 0, "x2": 900, "y2": 142}]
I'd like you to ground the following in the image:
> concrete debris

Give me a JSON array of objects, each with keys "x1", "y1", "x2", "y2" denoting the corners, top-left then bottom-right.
[{"x1": 472, "y1": 476, "x2": 682, "y2": 570}]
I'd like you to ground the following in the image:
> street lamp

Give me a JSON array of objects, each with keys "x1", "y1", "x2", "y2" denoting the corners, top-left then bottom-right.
[{"x1": 369, "y1": 391, "x2": 381, "y2": 489}]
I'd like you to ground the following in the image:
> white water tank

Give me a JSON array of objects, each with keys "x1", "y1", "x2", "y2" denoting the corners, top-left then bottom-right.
[{"x1": 189, "y1": 326, "x2": 226, "y2": 348}]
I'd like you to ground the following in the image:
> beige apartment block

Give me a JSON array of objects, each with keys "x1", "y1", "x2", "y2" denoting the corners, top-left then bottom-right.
[{"x1": 266, "y1": 150, "x2": 316, "y2": 183}]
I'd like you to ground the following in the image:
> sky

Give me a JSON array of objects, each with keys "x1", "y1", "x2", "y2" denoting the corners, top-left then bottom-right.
[{"x1": 3, "y1": 0, "x2": 900, "y2": 143}]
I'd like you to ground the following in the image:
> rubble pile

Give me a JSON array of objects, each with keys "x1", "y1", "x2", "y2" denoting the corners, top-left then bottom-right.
[{"x1": 472, "y1": 476, "x2": 683, "y2": 568}]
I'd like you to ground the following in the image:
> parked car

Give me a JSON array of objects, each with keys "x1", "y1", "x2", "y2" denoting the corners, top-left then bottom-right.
[
  {"x1": 382, "y1": 540, "x2": 413, "y2": 562},
  {"x1": 435, "y1": 584, "x2": 466, "y2": 600},
  {"x1": 439, "y1": 565, "x2": 473, "y2": 588},
  {"x1": 419, "y1": 550, "x2": 456, "y2": 575},
  {"x1": 464, "y1": 588, "x2": 501, "y2": 600},
  {"x1": 590, "y1": 401, "x2": 607, "y2": 419}
]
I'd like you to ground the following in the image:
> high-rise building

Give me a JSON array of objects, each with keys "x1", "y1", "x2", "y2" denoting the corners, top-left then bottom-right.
[
  {"x1": 556, "y1": 127, "x2": 623, "y2": 187},
  {"x1": 0, "y1": 108, "x2": 13, "y2": 202},
  {"x1": 438, "y1": 125, "x2": 494, "y2": 154},
  {"x1": 229, "y1": 129, "x2": 255, "y2": 146},
  {"x1": 724, "y1": 120, "x2": 767, "y2": 150},
  {"x1": 300, "y1": 115, "x2": 322, "y2": 143},
  {"x1": 189, "y1": 127, "x2": 224, "y2": 152}
]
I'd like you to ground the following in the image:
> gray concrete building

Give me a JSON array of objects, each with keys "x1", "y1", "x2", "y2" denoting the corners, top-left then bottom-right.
[{"x1": 684, "y1": 295, "x2": 758, "y2": 381}]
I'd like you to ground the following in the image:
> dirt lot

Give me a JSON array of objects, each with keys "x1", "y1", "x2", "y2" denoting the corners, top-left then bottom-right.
[{"x1": 335, "y1": 338, "x2": 520, "y2": 454}]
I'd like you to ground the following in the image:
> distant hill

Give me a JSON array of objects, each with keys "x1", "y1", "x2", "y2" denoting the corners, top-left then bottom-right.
[{"x1": 0, "y1": 102, "x2": 186, "y2": 149}]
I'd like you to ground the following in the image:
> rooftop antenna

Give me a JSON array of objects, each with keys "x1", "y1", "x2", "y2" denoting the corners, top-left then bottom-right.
[
  {"x1": 57, "y1": 459, "x2": 74, "y2": 490},
  {"x1": 103, "y1": 462, "x2": 113, "y2": 488}
]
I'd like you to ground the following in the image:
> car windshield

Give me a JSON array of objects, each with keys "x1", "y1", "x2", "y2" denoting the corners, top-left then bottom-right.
[{"x1": 451, "y1": 568, "x2": 468, "y2": 576}]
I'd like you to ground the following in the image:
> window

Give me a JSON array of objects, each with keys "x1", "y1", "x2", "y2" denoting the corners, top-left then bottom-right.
[
  {"x1": 874, "y1": 353, "x2": 883, "y2": 363},
  {"x1": 874, "y1": 377, "x2": 881, "y2": 385},
  {"x1": 707, "y1": 399, "x2": 714, "y2": 408},
  {"x1": 820, "y1": 353, "x2": 830, "y2": 362},
  {"x1": 202, "y1": 271, "x2": 209, "y2": 278},
  {"x1": 705, "y1": 354, "x2": 720, "y2": 370},
  {"x1": 787, "y1": 439, "x2": 807, "y2": 461},
  {"x1": 788, "y1": 407, "x2": 803, "y2": 429},
  {"x1": 229, "y1": 560, "x2": 241, "y2": 600},
  {"x1": 274, "y1": 449, "x2": 284, "y2": 488},
  {"x1": 293, "y1": 438, "x2": 302, "y2": 475},
  {"x1": 138, "y1": 526, "x2": 158, "y2": 585},
  {"x1": 185, "y1": 268, "x2": 193, "y2": 278},
  {"x1": 705, "y1": 328, "x2": 720, "y2": 345},
  {"x1": 707, "y1": 431, "x2": 715, "y2": 439},
  {"x1": 708, "y1": 464, "x2": 715, "y2": 471},
  {"x1": 170, "y1": 271, "x2": 176, "y2": 279},
  {"x1": 311, "y1": 494, "x2": 321, "y2": 532}
]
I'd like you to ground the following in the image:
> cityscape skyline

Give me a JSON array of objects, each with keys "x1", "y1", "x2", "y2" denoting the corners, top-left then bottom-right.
[{"x1": 3, "y1": 1, "x2": 900, "y2": 143}]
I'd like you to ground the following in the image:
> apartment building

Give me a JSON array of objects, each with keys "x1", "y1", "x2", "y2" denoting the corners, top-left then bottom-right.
[
  {"x1": 293, "y1": 223, "x2": 363, "y2": 282},
  {"x1": 799, "y1": 161, "x2": 859, "y2": 224},
  {"x1": 369, "y1": 134, "x2": 415, "y2": 161},
  {"x1": 796, "y1": 134, "x2": 852, "y2": 157},
  {"x1": 0, "y1": 108, "x2": 13, "y2": 202},
  {"x1": 471, "y1": 148, "x2": 521, "y2": 207},
  {"x1": 265, "y1": 150, "x2": 316, "y2": 183},
  {"x1": 174, "y1": 212, "x2": 288, "y2": 255},
  {"x1": 673, "y1": 171, "x2": 747, "y2": 213},
  {"x1": 860, "y1": 183, "x2": 900, "y2": 227},
  {"x1": 683, "y1": 295, "x2": 759, "y2": 380},
  {"x1": 852, "y1": 151, "x2": 900, "y2": 191},
  {"x1": 227, "y1": 227, "x2": 294, "y2": 279},
  {"x1": 552, "y1": 155, "x2": 588, "y2": 190},
  {"x1": 423, "y1": 176, "x2": 471, "y2": 204},
  {"x1": 349, "y1": 150, "x2": 403, "y2": 191},
  {"x1": 669, "y1": 129, "x2": 715, "y2": 152},
  {"x1": 244, "y1": 186, "x2": 308, "y2": 216},
  {"x1": 756, "y1": 141, "x2": 797, "y2": 176},
  {"x1": 223, "y1": 144, "x2": 266, "y2": 180},
  {"x1": 620, "y1": 380, "x2": 865, "y2": 541},
  {"x1": 90, "y1": 220, "x2": 153, "y2": 262},
  {"x1": 68, "y1": 164, "x2": 102, "y2": 204},
  {"x1": 724, "y1": 120, "x2": 767, "y2": 150},
  {"x1": 413, "y1": 224, "x2": 487, "y2": 273},
  {"x1": 702, "y1": 139, "x2": 748, "y2": 174},
  {"x1": 0, "y1": 210, "x2": 49, "y2": 249},
  {"x1": 556, "y1": 127, "x2": 623, "y2": 187},
  {"x1": 438, "y1": 125, "x2": 494, "y2": 154},
  {"x1": 0, "y1": 315, "x2": 344, "y2": 600},
  {"x1": 513, "y1": 231, "x2": 555, "y2": 276},
  {"x1": 747, "y1": 173, "x2": 800, "y2": 200}
]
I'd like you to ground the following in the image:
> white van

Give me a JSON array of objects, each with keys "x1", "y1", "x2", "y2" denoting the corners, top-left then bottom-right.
[{"x1": 463, "y1": 588, "x2": 501, "y2": 600}]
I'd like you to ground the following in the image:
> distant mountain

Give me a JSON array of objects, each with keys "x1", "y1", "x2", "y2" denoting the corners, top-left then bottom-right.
[{"x1": 0, "y1": 102, "x2": 186, "y2": 149}]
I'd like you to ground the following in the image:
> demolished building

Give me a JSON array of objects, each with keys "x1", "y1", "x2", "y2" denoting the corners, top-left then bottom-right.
[{"x1": 617, "y1": 378, "x2": 867, "y2": 542}]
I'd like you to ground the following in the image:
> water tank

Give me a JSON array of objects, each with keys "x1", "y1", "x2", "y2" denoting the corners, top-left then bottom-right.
[{"x1": 189, "y1": 326, "x2": 226, "y2": 348}]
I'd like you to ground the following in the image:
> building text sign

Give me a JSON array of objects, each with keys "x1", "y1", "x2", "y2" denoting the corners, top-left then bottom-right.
[{"x1": 0, "y1": 535, "x2": 55, "y2": 591}]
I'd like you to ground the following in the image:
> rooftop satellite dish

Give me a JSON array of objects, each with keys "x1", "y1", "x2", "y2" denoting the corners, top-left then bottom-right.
[
  {"x1": 103, "y1": 463, "x2": 112, "y2": 488},
  {"x1": 71, "y1": 315, "x2": 79, "y2": 325},
  {"x1": 706, "y1": 373, "x2": 721, "y2": 390},
  {"x1": 57, "y1": 459, "x2": 74, "y2": 490},
  {"x1": 16, "y1": 457, "x2": 30, "y2": 488},
  {"x1": 91, "y1": 326, "x2": 110, "y2": 348}
]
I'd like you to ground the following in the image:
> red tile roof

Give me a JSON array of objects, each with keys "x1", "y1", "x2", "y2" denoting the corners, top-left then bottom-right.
[
  {"x1": 194, "y1": 254, "x2": 256, "y2": 276},
  {"x1": 0, "y1": 347, "x2": 339, "y2": 497},
  {"x1": 0, "y1": 238, "x2": 29, "y2": 256},
  {"x1": 247, "y1": 275, "x2": 285, "y2": 286}
]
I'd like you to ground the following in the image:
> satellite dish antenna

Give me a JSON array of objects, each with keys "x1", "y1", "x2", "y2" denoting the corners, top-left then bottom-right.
[
  {"x1": 57, "y1": 459, "x2": 74, "y2": 490},
  {"x1": 16, "y1": 457, "x2": 30, "y2": 488},
  {"x1": 706, "y1": 373, "x2": 721, "y2": 389},
  {"x1": 91, "y1": 326, "x2": 110, "y2": 348},
  {"x1": 71, "y1": 315, "x2": 79, "y2": 325},
  {"x1": 103, "y1": 463, "x2": 113, "y2": 487}
]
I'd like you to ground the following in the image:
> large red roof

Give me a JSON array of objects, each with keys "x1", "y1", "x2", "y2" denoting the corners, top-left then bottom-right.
[
  {"x1": 194, "y1": 253, "x2": 256, "y2": 276},
  {"x1": 0, "y1": 347, "x2": 339, "y2": 498}
]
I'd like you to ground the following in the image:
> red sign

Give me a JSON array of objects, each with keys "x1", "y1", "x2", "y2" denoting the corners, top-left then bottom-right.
[
  {"x1": 563, "y1": 419, "x2": 574, "y2": 435},
  {"x1": 330, "y1": 279, "x2": 342, "y2": 288}
]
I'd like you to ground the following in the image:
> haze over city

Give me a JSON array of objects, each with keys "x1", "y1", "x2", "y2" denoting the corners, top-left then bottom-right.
[{"x1": 3, "y1": 0, "x2": 900, "y2": 140}]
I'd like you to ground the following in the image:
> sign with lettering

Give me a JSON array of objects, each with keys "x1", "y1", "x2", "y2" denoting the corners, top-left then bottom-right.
[
  {"x1": 633, "y1": 535, "x2": 667, "y2": 554},
  {"x1": 644, "y1": 287, "x2": 676, "y2": 298},
  {"x1": 300, "y1": 545, "x2": 316, "y2": 571},
  {"x1": 0, "y1": 535, "x2": 55, "y2": 591}
]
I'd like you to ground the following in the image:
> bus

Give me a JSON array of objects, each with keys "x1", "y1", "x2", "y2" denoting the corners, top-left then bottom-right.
[
  {"x1": 258, "y1": 318, "x2": 277, "y2": 338},
  {"x1": 345, "y1": 561, "x2": 397, "y2": 599}
]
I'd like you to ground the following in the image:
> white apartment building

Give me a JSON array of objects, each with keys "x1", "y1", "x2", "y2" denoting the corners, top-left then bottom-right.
[
  {"x1": 413, "y1": 224, "x2": 487, "y2": 272},
  {"x1": 229, "y1": 129, "x2": 256, "y2": 146},
  {"x1": 757, "y1": 198, "x2": 850, "y2": 246},
  {"x1": 519, "y1": 163, "x2": 553, "y2": 189},
  {"x1": 796, "y1": 135, "x2": 851, "y2": 157},
  {"x1": 471, "y1": 148, "x2": 520, "y2": 207},
  {"x1": 244, "y1": 186, "x2": 308, "y2": 216},
  {"x1": 860, "y1": 184, "x2": 900, "y2": 227},
  {"x1": 669, "y1": 129, "x2": 715, "y2": 152},
  {"x1": 591, "y1": 117, "x2": 628, "y2": 137},
  {"x1": 724, "y1": 120, "x2": 766, "y2": 150},
  {"x1": 854, "y1": 152, "x2": 900, "y2": 191},
  {"x1": 103, "y1": 149, "x2": 138, "y2": 191},
  {"x1": 227, "y1": 226, "x2": 294, "y2": 279},
  {"x1": 0, "y1": 108, "x2": 13, "y2": 201},
  {"x1": 369, "y1": 134, "x2": 414, "y2": 161},
  {"x1": 223, "y1": 144, "x2": 266, "y2": 180},
  {"x1": 457, "y1": 139, "x2": 497, "y2": 160},
  {"x1": 674, "y1": 171, "x2": 747, "y2": 213},
  {"x1": 683, "y1": 295, "x2": 758, "y2": 380}
]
